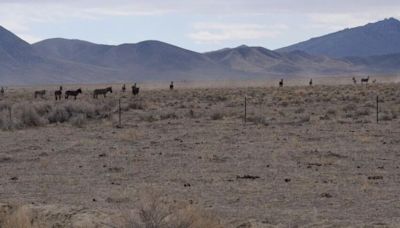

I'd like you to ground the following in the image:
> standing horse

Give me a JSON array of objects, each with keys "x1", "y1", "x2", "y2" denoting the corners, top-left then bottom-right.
[
  {"x1": 93, "y1": 87, "x2": 112, "y2": 98},
  {"x1": 170, "y1": 81, "x2": 174, "y2": 90},
  {"x1": 55, "y1": 87, "x2": 63, "y2": 100},
  {"x1": 132, "y1": 83, "x2": 140, "y2": 96},
  {"x1": 122, "y1": 84, "x2": 126, "y2": 93},
  {"x1": 65, "y1": 88, "x2": 82, "y2": 100},
  {"x1": 309, "y1": 79, "x2": 313, "y2": 86},
  {"x1": 352, "y1": 77, "x2": 357, "y2": 84},
  {"x1": 34, "y1": 90, "x2": 46, "y2": 99},
  {"x1": 361, "y1": 76, "x2": 369, "y2": 85},
  {"x1": 0, "y1": 87, "x2": 4, "y2": 96},
  {"x1": 279, "y1": 79, "x2": 283, "y2": 87}
]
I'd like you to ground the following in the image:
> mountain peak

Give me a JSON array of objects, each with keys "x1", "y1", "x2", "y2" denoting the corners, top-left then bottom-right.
[
  {"x1": 383, "y1": 17, "x2": 400, "y2": 24},
  {"x1": 278, "y1": 17, "x2": 400, "y2": 57},
  {"x1": 366, "y1": 17, "x2": 400, "y2": 30}
]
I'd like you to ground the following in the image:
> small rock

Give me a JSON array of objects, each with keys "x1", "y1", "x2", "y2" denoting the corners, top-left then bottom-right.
[
  {"x1": 284, "y1": 178, "x2": 291, "y2": 183},
  {"x1": 368, "y1": 176, "x2": 383, "y2": 180},
  {"x1": 237, "y1": 222, "x2": 251, "y2": 228},
  {"x1": 10, "y1": 177, "x2": 18, "y2": 181},
  {"x1": 237, "y1": 175, "x2": 260, "y2": 180},
  {"x1": 320, "y1": 193, "x2": 332, "y2": 198},
  {"x1": 108, "y1": 167, "x2": 124, "y2": 172}
]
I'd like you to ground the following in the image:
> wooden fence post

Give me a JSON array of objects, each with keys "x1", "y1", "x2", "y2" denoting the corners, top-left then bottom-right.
[
  {"x1": 8, "y1": 106, "x2": 12, "y2": 128},
  {"x1": 244, "y1": 96, "x2": 247, "y2": 124},
  {"x1": 376, "y1": 95, "x2": 379, "y2": 123},
  {"x1": 118, "y1": 98, "x2": 122, "y2": 128}
]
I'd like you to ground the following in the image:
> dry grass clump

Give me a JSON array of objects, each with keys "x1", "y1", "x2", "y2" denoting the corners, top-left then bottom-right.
[
  {"x1": 121, "y1": 193, "x2": 223, "y2": 228},
  {"x1": 69, "y1": 114, "x2": 87, "y2": 128},
  {"x1": 139, "y1": 114, "x2": 159, "y2": 122},
  {"x1": 246, "y1": 115, "x2": 268, "y2": 126},
  {"x1": 1, "y1": 205, "x2": 34, "y2": 228},
  {"x1": 12, "y1": 102, "x2": 49, "y2": 128},
  {"x1": 211, "y1": 112, "x2": 224, "y2": 120},
  {"x1": 0, "y1": 110, "x2": 12, "y2": 130},
  {"x1": 342, "y1": 103, "x2": 357, "y2": 113},
  {"x1": 294, "y1": 114, "x2": 310, "y2": 124},
  {"x1": 326, "y1": 108, "x2": 337, "y2": 116},
  {"x1": 354, "y1": 108, "x2": 371, "y2": 117},
  {"x1": 294, "y1": 107, "x2": 305, "y2": 114},
  {"x1": 379, "y1": 111, "x2": 397, "y2": 121},
  {"x1": 0, "y1": 101, "x2": 11, "y2": 111},
  {"x1": 160, "y1": 112, "x2": 178, "y2": 120},
  {"x1": 0, "y1": 100, "x2": 117, "y2": 130},
  {"x1": 128, "y1": 99, "x2": 147, "y2": 110}
]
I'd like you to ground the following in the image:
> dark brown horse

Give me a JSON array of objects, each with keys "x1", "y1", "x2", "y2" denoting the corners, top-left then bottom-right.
[
  {"x1": 170, "y1": 81, "x2": 174, "y2": 90},
  {"x1": 132, "y1": 84, "x2": 139, "y2": 96},
  {"x1": 55, "y1": 87, "x2": 63, "y2": 100},
  {"x1": 34, "y1": 90, "x2": 46, "y2": 99},
  {"x1": 65, "y1": 88, "x2": 82, "y2": 100},
  {"x1": 361, "y1": 76, "x2": 369, "y2": 85},
  {"x1": 93, "y1": 87, "x2": 112, "y2": 98},
  {"x1": 279, "y1": 79, "x2": 283, "y2": 87}
]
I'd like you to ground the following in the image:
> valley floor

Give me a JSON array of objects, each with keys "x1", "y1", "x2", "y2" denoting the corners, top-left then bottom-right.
[{"x1": 1, "y1": 82, "x2": 400, "y2": 227}]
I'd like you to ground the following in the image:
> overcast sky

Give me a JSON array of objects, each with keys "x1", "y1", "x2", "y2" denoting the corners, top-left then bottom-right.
[{"x1": 0, "y1": 0, "x2": 399, "y2": 52}]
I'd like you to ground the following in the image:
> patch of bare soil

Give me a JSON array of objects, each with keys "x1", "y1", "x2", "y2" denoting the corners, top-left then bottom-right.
[{"x1": 1, "y1": 82, "x2": 400, "y2": 227}]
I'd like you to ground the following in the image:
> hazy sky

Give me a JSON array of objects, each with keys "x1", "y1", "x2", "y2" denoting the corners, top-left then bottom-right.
[{"x1": 0, "y1": 0, "x2": 399, "y2": 52}]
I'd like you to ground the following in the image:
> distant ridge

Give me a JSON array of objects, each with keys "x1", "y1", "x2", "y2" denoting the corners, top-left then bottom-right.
[
  {"x1": 205, "y1": 45, "x2": 358, "y2": 76},
  {"x1": 277, "y1": 18, "x2": 400, "y2": 58},
  {"x1": 1, "y1": 18, "x2": 400, "y2": 85}
]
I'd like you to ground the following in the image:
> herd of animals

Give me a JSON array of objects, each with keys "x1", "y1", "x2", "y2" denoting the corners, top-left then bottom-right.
[
  {"x1": 277, "y1": 76, "x2": 374, "y2": 87},
  {"x1": 0, "y1": 81, "x2": 175, "y2": 100},
  {"x1": 0, "y1": 77, "x2": 376, "y2": 99}
]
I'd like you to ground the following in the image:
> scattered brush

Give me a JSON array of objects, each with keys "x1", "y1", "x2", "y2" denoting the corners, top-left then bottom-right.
[
  {"x1": 120, "y1": 192, "x2": 223, "y2": 228},
  {"x1": 211, "y1": 112, "x2": 224, "y2": 120},
  {"x1": 0, "y1": 100, "x2": 117, "y2": 130},
  {"x1": 246, "y1": 116, "x2": 268, "y2": 126}
]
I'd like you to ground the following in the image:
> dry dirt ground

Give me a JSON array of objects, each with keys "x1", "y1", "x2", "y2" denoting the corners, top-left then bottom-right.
[{"x1": 1, "y1": 80, "x2": 400, "y2": 227}]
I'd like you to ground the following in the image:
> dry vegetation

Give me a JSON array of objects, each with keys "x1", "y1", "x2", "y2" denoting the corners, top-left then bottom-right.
[{"x1": 1, "y1": 82, "x2": 400, "y2": 227}]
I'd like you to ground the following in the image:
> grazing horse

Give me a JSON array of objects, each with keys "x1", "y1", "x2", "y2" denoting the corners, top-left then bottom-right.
[
  {"x1": 309, "y1": 79, "x2": 313, "y2": 86},
  {"x1": 34, "y1": 90, "x2": 46, "y2": 99},
  {"x1": 361, "y1": 76, "x2": 369, "y2": 85},
  {"x1": 0, "y1": 87, "x2": 4, "y2": 96},
  {"x1": 122, "y1": 84, "x2": 126, "y2": 93},
  {"x1": 55, "y1": 87, "x2": 63, "y2": 100},
  {"x1": 132, "y1": 83, "x2": 140, "y2": 96},
  {"x1": 93, "y1": 87, "x2": 112, "y2": 98},
  {"x1": 352, "y1": 77, "x2": 357, "y2": 84},
  {"x1": 279, "y1": 79, "x2": 283, "y2": 87},
  {"x1": 170, "y1": 81, "x2": 174, "y2": 90},
  {"x1": 65, "y1": 88, "x2": 82, "y2": 100}
]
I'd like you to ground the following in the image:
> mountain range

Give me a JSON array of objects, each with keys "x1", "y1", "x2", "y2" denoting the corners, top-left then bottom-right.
[
  {"x1": 278, "y1": 18, "x2": 400, "y2": 58},
  {"x1": 1, "y1": 18, "x2": 400, "y2": 85}
]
